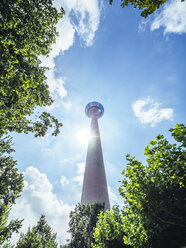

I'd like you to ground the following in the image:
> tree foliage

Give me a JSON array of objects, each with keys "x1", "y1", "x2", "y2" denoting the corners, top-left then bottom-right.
[
  {"x1": 93, "y1": 124, "x2": 186, "y2": 248},
  {"x1": 0, "y1": 0, "x2": 64, "y2": 137},
  {"x1": 63, "y1": 203, "x2": 104, "y2": 248},
  {"x1": 16, "y1": 215, "x2": 58, "y2": 248},
  {"x1": 93, "y1": 205, "x2": 131, "y2": 248},
  {"x1": 0, "y1": 136, "x2": 24, "y2": 246},
  {"x1": 109, "y1": 0, "x2": 185, "y2": 17}
]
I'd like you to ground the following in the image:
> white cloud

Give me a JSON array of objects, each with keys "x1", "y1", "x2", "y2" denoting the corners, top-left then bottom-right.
[
  {"x1": 72, "y1": 162, "x2": 85, "y2": 186},
  {"x1": 61, "y1": 0, "x2": 101, "y2": 46},
  {"x1": 132, "y1": 97, "x2": 173, "y2": 126},
  {"x1": 61, "y1": 158, "x2": 71, "y2": 164},
  {"x1": 45, "y1": 70, "x2": 67, "y2": 98},
  {"x1": 59, "y1": 154, "x2": 83, "y2": 167},
  {"x1": 39, "y1": 17, "x2": 74, "y2": 107},
  {"x1": 39, "y1": 0, "x2": 102, "y2": 106},
  {"x1": 62, "y1": 101, "x2": 72, "y2": 110},
  {"x1": 76, "y1": 154, "x2": 83, "y2": 159},
  {"x1": 60, "y1": 175, "x2": 69, "y2": 186},
  {"x1": 138, "y1": 19, "x2": 149, "y2": 33},
  {"x1": 10, "y1": 167, "x2": 74, "y2": 245},
  {"x1": 151, "y1": 0, "x2": 186, "y2": 34},
  {"x1": 108, "y1": 186, "x2": 118, "y2": 205}
]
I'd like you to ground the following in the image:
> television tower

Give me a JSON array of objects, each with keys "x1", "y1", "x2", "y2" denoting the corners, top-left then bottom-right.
[{"x1": 81, "y1": 102, "x2": 110, "y2": 210}]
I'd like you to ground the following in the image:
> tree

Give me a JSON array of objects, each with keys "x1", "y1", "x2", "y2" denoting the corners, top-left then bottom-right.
[
  {"x1": 63, "y1": 203, "x2": 104, "y2": 248},
  {"x1": 109, "y1": 0, "x2": 185, "y2": 17},
  {"x1": 93, "y1": 124, "x2": 186, "y2": 248},
  {"x1": 0, "y1": 136, "x2": 24, "y2": 246},
  {"x1": 121, "y1": 124, "x2": 186, "y2": 247},
  {"x1": 16, "y1": 215, "x2": 58, "y2": 248},
  {"x1": 0, "y1": 0, "x2": 64, "y2": 137},
  {"x1": 93, "y1": 205, "x2": 131, "y2": 248}
]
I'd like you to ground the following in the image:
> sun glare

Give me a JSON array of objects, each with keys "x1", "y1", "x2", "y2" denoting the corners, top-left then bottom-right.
[{"x1": 76, "y1": 128, "x2": 90, "y2": 146}]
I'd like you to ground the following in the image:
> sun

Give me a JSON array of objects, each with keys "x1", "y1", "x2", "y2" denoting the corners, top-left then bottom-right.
[{"x1": 76, "y1": 128, "x2": 90, "y2": 146}]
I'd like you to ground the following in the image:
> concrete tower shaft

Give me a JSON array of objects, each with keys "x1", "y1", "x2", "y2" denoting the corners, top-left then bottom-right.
[{"x1": 81, "y1": 102, "x2": 110, "y2": 210}]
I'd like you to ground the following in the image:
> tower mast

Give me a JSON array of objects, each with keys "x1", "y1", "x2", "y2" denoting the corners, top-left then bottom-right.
[{"x1": 81, "y1": 102, "x2": 110, "y2": 210}]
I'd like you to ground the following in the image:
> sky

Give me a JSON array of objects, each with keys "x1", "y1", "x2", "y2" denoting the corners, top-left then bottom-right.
[{"x1": 10, "y1": 0, "x2": 186, "y2": 245}]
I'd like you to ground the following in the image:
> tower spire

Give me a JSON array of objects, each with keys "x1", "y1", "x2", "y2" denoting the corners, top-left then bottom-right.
[{"x1": 81, "y1": 102, "x2": 110, "y2": 210}]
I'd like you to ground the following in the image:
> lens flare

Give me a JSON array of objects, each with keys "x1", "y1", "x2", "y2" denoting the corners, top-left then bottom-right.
[{"x1": 76, "y1": 128, "x2": 90, "y2": 146}]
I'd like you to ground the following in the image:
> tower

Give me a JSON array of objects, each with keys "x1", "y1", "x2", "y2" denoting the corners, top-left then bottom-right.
[{"x1": 81, "y1": 102, "x2": 110, "y2": 210}]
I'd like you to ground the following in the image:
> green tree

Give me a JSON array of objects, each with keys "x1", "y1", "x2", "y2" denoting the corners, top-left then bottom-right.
[
  {"x1": 63, "y1": 203, "x2": 104, "y2": 248},
  {"x1": 121, "y1": 124, "x2": 186, "y2": 247},
  {"x1": 0, "y1": 0, "x2": 64, "y2": 137},
  {"x1": 93, "y1": 124, "x2": 186, "y2": 248},
  {"x1": 16, "y1": 215, "x2": 58, "y2": 248},
  {"x1": 93, "y1": 204, "x2": 131, "y2": 248},
  {"x1": 0, "y1": 136, "x2": 24, "y2": 246},
  {"x1": 109, "y1": 0, "x2": 185, "y2": 17}
]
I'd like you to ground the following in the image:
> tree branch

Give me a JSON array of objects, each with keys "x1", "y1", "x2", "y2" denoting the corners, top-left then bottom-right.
[{"x1": 158, "y1": 217, "x2": 186, "y2": 228}]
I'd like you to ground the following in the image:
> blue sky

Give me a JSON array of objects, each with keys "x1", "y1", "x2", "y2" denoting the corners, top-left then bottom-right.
[{"x1": 10, "y1": 0, "x2": 186, "y2": 245}]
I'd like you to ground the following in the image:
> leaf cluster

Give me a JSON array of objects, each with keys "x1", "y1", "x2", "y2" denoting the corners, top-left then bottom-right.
[
  {"x1": 0, "y1": 136, "x2": 24, "y2": 246},
  {"x1": 16, "y1": 215, "x2": 58, "y2": 248},
  {"x1": 0, "y1": 1, "x2": 65, "y2": 246},
  {"x1": 0, "y1": 0, "x2": 64, "y2": 136},
  {"x1": 64, "y1": 203, "x2": 104, "y2": 248},
  {"x1": 93, "y1": 205, "x2": 130, "y2": 248},
  {"x1": 119, "y1": 124, "x2": 186, "y2": 247},
  {"x1": 109, "y1": 0, "x2": 185, "y2": 17},
  {"x1": 93, "y1": 124, "x2": 186, "y2": 248}
]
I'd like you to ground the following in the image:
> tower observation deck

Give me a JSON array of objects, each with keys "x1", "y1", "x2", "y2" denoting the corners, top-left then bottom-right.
[{"x1": 81, "y1": 102, "x2": 110, "y2": 210}]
